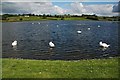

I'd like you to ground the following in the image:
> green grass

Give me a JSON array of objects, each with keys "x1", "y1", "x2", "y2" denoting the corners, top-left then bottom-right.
[
  {"x1": 64, "y1": 17, "x2": 89, "y2": 20},
  {"x1": 2, "y1": 16, "x2": 91, "y2": 22},
  {"x1": 2, "y1": 15, "x2": 118, "y2": 22},
  {"x1": 2, "y1": 57, "x2": 119, "y2": 78}
]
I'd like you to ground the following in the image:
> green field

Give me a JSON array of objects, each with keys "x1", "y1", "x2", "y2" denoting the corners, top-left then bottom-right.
[
  {"x1": 2, "y1": 16, "x2": 90, "y2": 22},
  {"x1": 2, "y1": 13, "x2": 119, "y2": 22},
  {"x1": 2, "y1": 57, "x2": 119, "y2": 78}
]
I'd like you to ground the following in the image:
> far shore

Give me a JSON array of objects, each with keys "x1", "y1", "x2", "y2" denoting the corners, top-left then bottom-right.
[{"x1": 1, "y1": 15, "x2": 119, "y2": 22}]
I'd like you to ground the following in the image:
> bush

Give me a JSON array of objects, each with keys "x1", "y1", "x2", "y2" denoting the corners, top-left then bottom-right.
[
  {"x1": 86, "y1": 16, "x2": 98, "y2": 20},
  {"x1": 19, "y1": 18, "x2": 23, "y2": 21},
  {"x1": 61, "y1": 16, "x2": 65, "y2": 20}
]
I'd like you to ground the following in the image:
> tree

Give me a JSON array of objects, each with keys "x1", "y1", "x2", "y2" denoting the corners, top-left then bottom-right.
[
  {"x1": 2, "y1": 14, "x2": 9, "y2": 20},
  {"x1": 61, "y1": 16, "x2": 65, "y2": 20},
  {"x1": 103, "y1": 17, "x2": 106, "y2": 19},
  {"x1": 67, "y1": 14, "x2": 71, "y2": 18},
  {"x1": 19, "y1": 18, "x2": 23, "y2": 21},
  {"x1": 43, "y1": 14, "x2": 47, "y2": 19}
]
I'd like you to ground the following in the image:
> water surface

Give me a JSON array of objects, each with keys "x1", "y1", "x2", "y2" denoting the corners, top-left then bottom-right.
[{"x1": 2, "y1": 20, "x2": 118, "y2": 60}]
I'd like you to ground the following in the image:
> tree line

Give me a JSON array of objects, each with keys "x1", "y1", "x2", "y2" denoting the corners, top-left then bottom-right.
[{"x1": 1, "y1": 13, "x2": 120, "y2": 21}]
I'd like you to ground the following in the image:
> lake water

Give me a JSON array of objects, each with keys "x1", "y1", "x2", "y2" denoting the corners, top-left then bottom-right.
[{"x1": 2, "y1": 20, "x2": 119, "y2": 60}]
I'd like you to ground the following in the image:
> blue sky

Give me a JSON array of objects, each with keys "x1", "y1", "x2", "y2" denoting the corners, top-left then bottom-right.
[{"x1": 2, "y1": 1, "x2": 119, "y2": 16}]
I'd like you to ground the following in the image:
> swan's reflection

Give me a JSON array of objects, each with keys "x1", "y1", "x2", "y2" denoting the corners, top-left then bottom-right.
[{"x1": 12, "y1": 45, "x2": 17, "y2": 51}]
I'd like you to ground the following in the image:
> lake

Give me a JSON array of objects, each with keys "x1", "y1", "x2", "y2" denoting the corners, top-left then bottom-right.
[{"x1": 2, "y1": 20, "x2": 119, "y2": 60}]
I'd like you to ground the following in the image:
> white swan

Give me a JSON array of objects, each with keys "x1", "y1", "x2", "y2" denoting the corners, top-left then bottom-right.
[
  {"x1": 49, "y1": 41, "x2": 55, "y2": 48},
  {"x1": 12, "y1": 40, "x2": 17, "y2": 46},
  {"x1": 98, "y1": 25, "x2": 100, "y2": 27},
  {"x1": 77, "y1": 30, "x2": 82, "y2": 34},
  {"x1": 88, "y1": 28, "x2": 90, "y2": 30},
  {"x1": 99, "y1": 41, "x2": 110, "y2": 48},
  {"x1": 57, "y1": 25, "x2": 59, "y2": 27}
]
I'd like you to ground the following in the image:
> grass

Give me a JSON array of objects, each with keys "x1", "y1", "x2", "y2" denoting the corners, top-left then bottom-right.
[
  {"x1": 64, "y1": 17, "x2": 90, "y2": 20},
  {"x1": 2, "y1": 57, "x2": 119, "y2": 78},
  {"x1": 2, "y1": 16, "x2": 92, "y2": 22},
  {"x1": 2, "y1": 16, "x2": 117, "y2": 22}
]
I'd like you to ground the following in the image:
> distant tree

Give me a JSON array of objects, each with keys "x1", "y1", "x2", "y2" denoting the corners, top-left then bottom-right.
[
  {"x1": 81, "y1": 14, "x2": 85, "y2": 17},
  {"x1": 72, "y1": 15, "x2": 79, "y2": 17},
  {"x1": 86, "y1": 16, "x2": 98, "y2": 20},
  {"x1": 29, "y1": 14, "x2": 35, "y2": 16},
  {"x1": 46, "y1": 14, "x2": 52, "y2": 17},
  {"x1": 43, "y1": 14, "x2": 47, "y2": 19},
  {"x1": 118, "y1": 17, "x2": 120, "y2": 21},
  {"x1": 38, "y1": 14, "x2": 42, "y2": 17},
  {"x1": 64, "y1": 14, "x2": 67, "y2": 18},
  {"x1": 54, "y1": 14, "x2": 57, "y2": 17},
  {"x1": 103, "y1": 17, "x2": 106, "y2": 19},
  {"x1": 2, "y1": 14, "x2": 9, "y2": 20},
  {"x1": 18, "y1": 14, "x2": 22, "y2": 16},
  {"x1": 54, "y1": 14, "x2": 60, "y2": 18},
  {"x1": 67, "y1": 14, "x2": 71, "y2": 18},
  {"x1": 93, "y1": 14, "x2": 97, "y2": 17},
  {"x1": 61, "y1": 16, "x2": 65, "y2": 20},
  {"x1": 27, "y1": 13, "x2": 33, "y2": 16}
]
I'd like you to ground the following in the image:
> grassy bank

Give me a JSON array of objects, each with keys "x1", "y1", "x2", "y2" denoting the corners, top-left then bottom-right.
[{"x1": 2, "y1": 57, "x2": 119, "y2": 78}]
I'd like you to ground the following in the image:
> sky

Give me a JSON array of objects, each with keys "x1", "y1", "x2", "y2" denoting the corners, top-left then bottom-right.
[{"x1": 1, "y1": 0, "x2": 120, "y2": 16}]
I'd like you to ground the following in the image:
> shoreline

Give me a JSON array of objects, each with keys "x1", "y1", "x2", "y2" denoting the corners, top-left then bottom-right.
[
  {"x1": 1, "y1": 19, "x2": 91, "y2": 22},
  {"x1": 2, "y1": 19, "x2": 118, "y2": 23},
  {"x1": 2, "y1": 56, "x2": 118, "y2": 61}
]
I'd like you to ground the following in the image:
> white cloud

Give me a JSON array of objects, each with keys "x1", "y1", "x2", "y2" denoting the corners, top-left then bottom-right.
[
  {"x1": 70, "y1": 2, "x2": 84, "y2": 13},
  {"x1": 2, "y1": 2, "x2": 66, "y2": 15},
  {"x1": 68, "y1": 2, "x2": 118, "y2": 16},
  {"x1": 2, "y1": 2, "x2": 119, "y2": 16},
  {"x1": 54, "y1": 5, "x2": 66, "y2": 14}
]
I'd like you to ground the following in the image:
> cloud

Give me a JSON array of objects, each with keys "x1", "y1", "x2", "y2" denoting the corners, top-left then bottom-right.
[
  {"x1": 70, "y1": 2, "x2": 85, "y2": 13},
  {"x1": 54, "y1": 5, "x2": 66, "y2": 14},
  {"x1": 2, "y1": 2, "x2": 119, "y2": 16},
  {"x1": 68, "y1": 2, "x2": 118, "y2": 16},
  {"x1": 2, "y1": 2, "x2": 32, "y2": 14},
  {"x1": 112, "y1": 1, "x2": 120, "y2": 12},
  {"x1": 2, "y1": 2, "x2": 65, "y2": 15}
]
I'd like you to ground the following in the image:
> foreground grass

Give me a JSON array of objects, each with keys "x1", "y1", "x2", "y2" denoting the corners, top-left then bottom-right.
[{"x1": 2, "y1": 57, "x2": 119, "y2": 78}]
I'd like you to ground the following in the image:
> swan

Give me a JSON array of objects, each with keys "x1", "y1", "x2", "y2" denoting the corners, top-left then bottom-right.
[
  {"x1": 57, "y1": 25, "x2": 59, "y2": 27},
  {"x1": 98, "y1": 25, "x2": 100, "y2": 27},
  {"x1": 88, "y1": 28, "x2": 90, "y2": 30},
  {"x1": 49, "y1": 41, "x2": 55, "y2": 48},
  {"x1": 12, "y1": 40, "x2": 17, "y2": 46},
  {"x1": 32, "y1": 23, "x2": 34, "y2": 24},
  {"x1": 77, "y1": 30, "x2": 82, "y2": 34},
  {"x1": 38, "y1": 22, "x2": 40, "y2": 24},
  {"x1": 99, "y1": 41, "x2": 110, "y2": 48}
]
